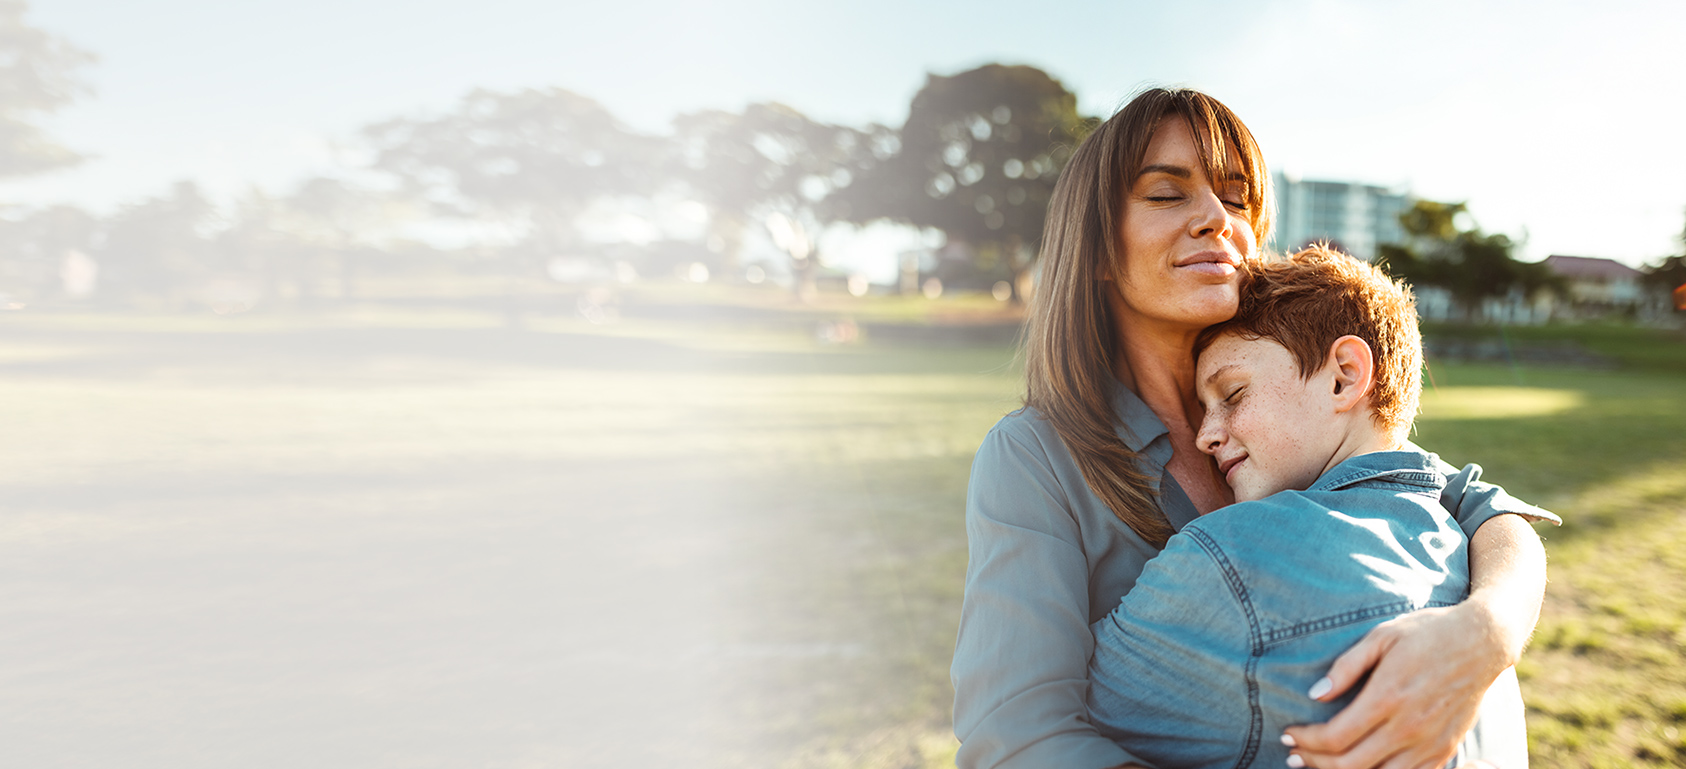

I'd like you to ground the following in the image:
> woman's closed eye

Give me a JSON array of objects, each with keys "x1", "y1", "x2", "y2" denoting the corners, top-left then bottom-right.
[{"x1": 1218, "y1": 182, "x2": 1250, "y2": 211}]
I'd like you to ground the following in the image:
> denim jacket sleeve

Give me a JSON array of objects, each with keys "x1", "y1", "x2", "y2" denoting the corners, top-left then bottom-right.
[
  {"x1": 1413, "y1": 445, "x2": 1562, "y2": 539},
  {"x1": 952, "y1": 424, "x2": 1147, "y2": 769}
]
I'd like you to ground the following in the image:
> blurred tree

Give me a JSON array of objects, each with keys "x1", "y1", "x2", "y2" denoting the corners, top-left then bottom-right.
[
  {"x1": 1646, "y1": 256, "x2": 1686, "y2": 308},
  {"x1": 102, "y1": 180, "x2": 220, "y2": 299},
  {"x1": 218, "y1": 178, "x2": 405, "y2": 303},
  {"x1": 1647, "y1": 211, "x2": 1686, "y2": 305},
  {"x1": 216, "y1": 189, "x2": 300, "y2": 301},
  {"x1": 0, "y1": 203, "x2": 97, "y2": 303},
  {"x1": 1394, "y1": 199, "x2": 1464, "y2": 244},
  {"x1": 672, "y1": 102, "x2": 880, "y2": 299},
  {"x1": 1646, "y1": 254, "x2": 1686, "y2": 284},
  {"x1": 836, "y1": 64, "x2": 1094, "y2": 301},
  {"x1": 363, "y1": 88, "x2": 662, "y2": 270},
  {"x1": 282, "y1": 177, "x2": 395, "y2": 297},
  {"x1": 0, "y1": 0, "x2": 94, "y2": 177},
  {"x1": 1378, "y1": 199, "x2": 1562, "y2": 320}
]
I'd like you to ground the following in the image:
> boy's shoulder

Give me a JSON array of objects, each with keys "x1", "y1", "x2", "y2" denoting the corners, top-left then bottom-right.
[
  {"x1": 1177, "y1": 449, "x2": 1454, "y2": 555},
  {"x1": 1175, "y1": 491, "x2": 1331, "y2": 550}
]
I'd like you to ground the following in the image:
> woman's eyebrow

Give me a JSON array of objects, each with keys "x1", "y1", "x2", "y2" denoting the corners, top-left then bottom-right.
[
  {"x1": 1138, "y1": 164, "x2": 1191, "y2": 178},
  {"x1": 1139, "y1": 165, "x2": 1249, "y2": 184}
]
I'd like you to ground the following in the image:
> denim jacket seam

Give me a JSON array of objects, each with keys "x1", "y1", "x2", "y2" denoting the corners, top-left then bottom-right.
[
  {"x1": 1186, "y1": 528, "x2": 1265, "y2": 769},
  {"x1": 1259, "y1": 600, "x2": 1461, "y2": 649},
  {"x1": 1311, "y1": 464, "x2": 1441, "y2": 493},
  {"x1": 1356, "y1": 483, "x2": 1446, "y2": 502}
]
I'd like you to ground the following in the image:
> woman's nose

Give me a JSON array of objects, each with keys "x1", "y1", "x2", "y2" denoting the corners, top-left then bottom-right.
[{"x1": 1189, "y1": 191, "x2": 1233, "y2": 240}]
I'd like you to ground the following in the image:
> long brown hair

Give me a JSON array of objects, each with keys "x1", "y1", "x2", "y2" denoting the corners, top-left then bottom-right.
[{"x1": 1023, "y1": 88, "x2": 1272, "y2": 547}]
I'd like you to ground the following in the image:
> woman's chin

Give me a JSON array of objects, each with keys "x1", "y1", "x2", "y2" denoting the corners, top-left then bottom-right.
[
  {"x1": 1175, "y1": 294, "x2": 1240, "y2": 328},
  {"x1": 1113, "y1": 282, "x2": 1238, "y2": 333},
  {"x1": 1166, "y1": 281, "x2": 1240, "y2": 318}
]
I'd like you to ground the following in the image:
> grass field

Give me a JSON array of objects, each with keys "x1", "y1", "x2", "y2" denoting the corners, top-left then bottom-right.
[
  {"x1": 1412, "y1": 357, "x2": 1686, "y2": 767},
  {"x1": 0, "y1": 299, "x2": 1681, "y2": 768}
]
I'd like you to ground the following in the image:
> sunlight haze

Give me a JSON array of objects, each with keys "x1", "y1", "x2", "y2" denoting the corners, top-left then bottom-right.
[{"x1": 8, "y1": 0, "x2": 1684, "y2": 266}]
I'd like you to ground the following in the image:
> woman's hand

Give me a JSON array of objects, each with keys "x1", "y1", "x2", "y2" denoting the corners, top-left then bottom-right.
[
  {"x1": 1282, "y1": 515, "x2": 1545, "y2": 769},
  {"x1": 1280, "y1": 604, "x2": 1503, "y2": 768}
]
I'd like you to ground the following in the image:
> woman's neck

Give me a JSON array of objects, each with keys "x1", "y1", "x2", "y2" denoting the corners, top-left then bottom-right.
[
  {"x1": 1112, "y1": 313, "x2": 1233, "y2": 515},
  {"x1": 1112, "y1": 316, "x2": 1203, "y2": 430}
]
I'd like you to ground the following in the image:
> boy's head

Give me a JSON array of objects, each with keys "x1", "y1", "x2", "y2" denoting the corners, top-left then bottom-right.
[{"x1": 1192, "y1": 245, "x2": 1423, "y2": 502}]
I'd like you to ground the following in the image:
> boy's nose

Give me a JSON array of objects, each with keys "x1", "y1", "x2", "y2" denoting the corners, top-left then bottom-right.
[{"x1": 1195, "y1": 420, "x2": 1223, "y2": 456}]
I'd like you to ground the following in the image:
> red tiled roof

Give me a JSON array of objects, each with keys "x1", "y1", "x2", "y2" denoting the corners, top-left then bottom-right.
[{"x1": 1542, "y1": 255, "x2": 1646, "y2": 280}]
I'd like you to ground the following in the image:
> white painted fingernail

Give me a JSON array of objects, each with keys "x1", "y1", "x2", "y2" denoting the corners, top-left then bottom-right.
[
  {"x1": 1286, "y1": 754, "x2": 1306, "y2": 768},
  {"x1": 1308, "y1": 677, "x2": 1333, "y2": 699},
  {"x1": 1280, "y1": 733, "x2": 1297, "y2": 747}
]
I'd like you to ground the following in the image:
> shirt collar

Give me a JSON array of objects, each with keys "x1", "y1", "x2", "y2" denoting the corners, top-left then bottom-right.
[
  {"x1": 1110, "y1": 379, "x2": 1173, "y2": 468},
  {"x1": 1308, "y1": 449, "x2": 1446, "y2": 494}
]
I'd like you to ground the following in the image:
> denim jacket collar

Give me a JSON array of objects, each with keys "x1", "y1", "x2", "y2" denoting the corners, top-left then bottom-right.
[{"x1": 1308, "y1": 449, "x2": 1446, "y2": 494}]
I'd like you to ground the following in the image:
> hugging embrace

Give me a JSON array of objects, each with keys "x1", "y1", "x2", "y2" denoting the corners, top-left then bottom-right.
[{"x1": 952, "y1": 89, "x2": 1557, "y2": 769}]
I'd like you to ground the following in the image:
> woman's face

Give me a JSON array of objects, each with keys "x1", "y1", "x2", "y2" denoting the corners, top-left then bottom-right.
[{"x1": 1111, "y1": 118, "x2": 1257, "y2": 333}]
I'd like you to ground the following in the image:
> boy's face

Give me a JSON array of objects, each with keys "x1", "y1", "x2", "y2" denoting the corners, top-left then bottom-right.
[{"x1": 1195, "y1": 332, "x2": 1343, "y2": 503}]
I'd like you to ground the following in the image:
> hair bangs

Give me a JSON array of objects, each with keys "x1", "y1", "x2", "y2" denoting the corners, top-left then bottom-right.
[{"x1": 1163, "y1": 93, "x2": 1272, "y2": 246}]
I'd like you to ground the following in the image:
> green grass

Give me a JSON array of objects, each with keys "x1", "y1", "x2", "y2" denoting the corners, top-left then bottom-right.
[
  {"x1": 1415, "y1": 359, "x2": 1686, "y2": 767},
  {"x1": 746, "y1": 318, "x2": 1686, "y2": 768},
  {"x1": 2, "y1": 301, "x2": 1682, "y2": 767},
  {"x1": 1369, "y1": 324, "x2": 1686, "y2": 769},
  {"x1": 1425, "y1": 321, "x2": 1686, "y2": 375},
  {"x1": 703, "y1": 315, "x2": 1686, "y2": 768}
]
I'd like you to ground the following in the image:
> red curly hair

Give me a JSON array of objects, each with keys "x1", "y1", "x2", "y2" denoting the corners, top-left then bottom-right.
[{"x1": 1195, "y1": 244, "x2": 1423, "y2": 441}]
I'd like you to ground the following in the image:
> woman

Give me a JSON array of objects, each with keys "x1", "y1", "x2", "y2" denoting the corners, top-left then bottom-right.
[{"x1": 951, "y1": 88, "x2": 1552, "y2": 769}]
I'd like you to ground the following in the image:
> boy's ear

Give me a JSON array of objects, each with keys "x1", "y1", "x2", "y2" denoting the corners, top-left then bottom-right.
[{"x1": 1327, "y1": 335, "x2": 1375, "y2": 413}]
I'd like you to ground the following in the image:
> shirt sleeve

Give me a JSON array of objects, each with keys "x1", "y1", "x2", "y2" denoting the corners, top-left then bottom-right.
[
  {"x1": 1409, "y1": 442, "x2": 1563, "y2": 538},
  {"x1": 952, "y1": 424, "x2": 1148, "y2": 769}
]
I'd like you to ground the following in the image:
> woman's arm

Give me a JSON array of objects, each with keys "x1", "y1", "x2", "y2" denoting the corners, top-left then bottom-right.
[
  {"x1": 952, "y1": 424, "x2": 1150, "y2": 769},
  {"x1": 1281, "y1": 486, "x2": 1551, "y2": 769}
]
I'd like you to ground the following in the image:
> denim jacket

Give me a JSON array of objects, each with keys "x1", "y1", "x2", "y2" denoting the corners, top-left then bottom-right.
[{"x1": 1085, "y1": 449, "x2": 1527, "y2": 769}]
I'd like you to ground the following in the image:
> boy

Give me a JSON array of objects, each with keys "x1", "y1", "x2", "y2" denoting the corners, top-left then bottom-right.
[{"x1": 1084, "y1": 246, "x2": 1555, "y2": 769}]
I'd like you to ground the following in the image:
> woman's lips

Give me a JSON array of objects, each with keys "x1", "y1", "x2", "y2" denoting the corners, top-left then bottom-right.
[
  {"x1": 1175, "y1": 251, "x2": 1241, "y2": 277},
  {"x1": 1179, "y1": 261, "x2": 1237, "y2": 277}
]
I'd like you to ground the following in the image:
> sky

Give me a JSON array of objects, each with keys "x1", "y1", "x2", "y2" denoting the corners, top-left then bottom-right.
[{"x1": 5, "y1": 0, "x2": 1685, "y2": 269}]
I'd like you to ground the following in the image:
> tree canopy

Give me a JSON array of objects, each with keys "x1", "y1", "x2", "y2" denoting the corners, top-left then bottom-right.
[
  {"x1": 1644, "y1": 211, "x2": 1686, "y2": 310},
  {"x1": 0, "y1": 0, "x2": 93, "y2": 178},
  {"x1": 363, "y1": 88, "x2": 663, "y2": 257},
  {"x1": 1378, "y1": 199, "x2": 1561, "y2": 318},
  {"x1": 837, "y1": 64, "x2": 1093, "y2": 300},
  {"x1": 1646, "y1": 255, "x2": 1686, "y2": 290},
  {"x1": 672, "y1": 102, "x2": 884, "y2": 297}
]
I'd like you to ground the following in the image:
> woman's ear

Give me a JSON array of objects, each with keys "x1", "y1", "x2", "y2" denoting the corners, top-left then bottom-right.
[{"x1": 1327, "y1": 335, "x2": 1375, "y2": 413}]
